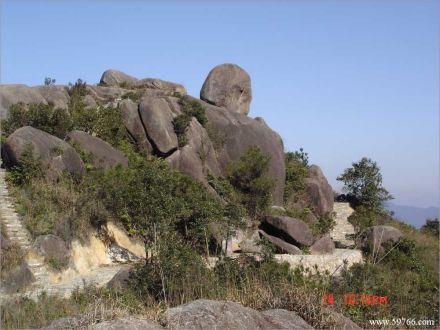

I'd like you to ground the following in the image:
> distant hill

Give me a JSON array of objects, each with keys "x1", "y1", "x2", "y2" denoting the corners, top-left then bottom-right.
[{"x1": 385, "y1": 202, "x2": 439, "y2": 228}]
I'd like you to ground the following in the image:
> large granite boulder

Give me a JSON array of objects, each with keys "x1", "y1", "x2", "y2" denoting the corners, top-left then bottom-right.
[
  {"x1": 136, "y1": 78, "x2": 187, "y2": 95},
  {"x1": 310, "y1": 234, "x2": 335, "y2": 255},
  {"x1": 68, "y1": 130, "x2": 128, "y2": 169},
  {"x1": 100, "y1": 69, "x2": 139, "y2": 87},
  {"x1": 0, "y1": 262, "x2": 35, "y2": 293},
  {"x1": 2, "y1": 126, "x2": 85, "y2": 179},
  {"x1": 259, "y1": 230, "x2": 303, "y2": 255},
  {"x1": 139, "y1": 97, "x2": 178, "y2": 156},
  {"x1": 91, "y1": 317, "x2": 163, "y2": 330},
  {"x1": 163, "y1": 299, "x2": 312, "y2": 330},
  {"x1": 33, "y1": 234, "x2": 70, "y2": 265},
  {"x1": 167, "y1": 118, "x2": 221, "y2": 183},
  {"x1": 0, "y1": 84, "x2": 47, "y2": 119},
  {"x1": 261, "y1": 309, "x2": 314, "y2": 329},
  {"x1": 119, "y1": 99, "x2": 153, "y2": 153},
  {"x1": 200, "y1": 64, "x2": 252, "y2": 115},
  {"x1": 289, "y1": 165, "x2": 333, "y2": 217},
  {"x1": 34, "y1": 85, "x2": 70, "y2": 110},
  {"x1": 198, "y1": 98, "x2": 285, "y2": 205},
  {"x1": 304, "y1": 165, "x2": 334, "y2": 216},
  {"x1": 356, "y1": 225, "x2": 404, "y2": 254},
  {"x1": 261, "y1": 216, "x2": 314, "y2": 247}
]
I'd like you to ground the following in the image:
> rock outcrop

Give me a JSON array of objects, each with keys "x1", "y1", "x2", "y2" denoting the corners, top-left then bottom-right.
[
  {"x1": 163, "y1": 299, "x2": 312, "y2": 330},
  {"x1": 200, "y1": 63, "x2": 252, "y2": 115},
  {"x1": 68, "y1": 130, "x2": 128, "y2": 169},
  {"x1": 261, "y1": 215, "x2": 314, "y2": 247},
  {"x1": 34, "y1": 85, "x2": 70, "y2": 110},
  {"x1": 310, "y1": 234, "x2": 335, "y2": 255},
  {"x1": 100, "y1": 69, "x2": 139, "y2": 87},
  {"x1": 33, "y1": 234, "x2": 70, "y2": 265},
  {"x1": 356, "y1": 225, "x2": 403, "y2": 253},
  {"x1": 259, "y1": 230, "x2": 303, "y2": 255},
  {"x1": 2, "y1": 126, "x2": 85, "y2": 179},
  {"x1": 0, "y1": 84, "x2": 48, "y2": 119}
]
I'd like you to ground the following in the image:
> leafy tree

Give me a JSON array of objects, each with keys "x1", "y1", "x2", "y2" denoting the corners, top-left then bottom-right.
[
  {"x1": 227, "y1": 146, "x2": 275, "y2": 219},
  {"x1": 337, "y1": 157, "x2": 392, "y2": 209},
  {"x1": 421, "y1": 218, "x2": 439, "y2": 237}
]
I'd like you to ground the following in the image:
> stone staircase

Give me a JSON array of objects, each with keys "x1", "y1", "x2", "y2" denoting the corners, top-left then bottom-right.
[
  {"x1": 330, "y1": 202, "x2": 356, "y2": 248},
  {"x1": 0, "y1": 166, "x2": 50, "y2": 287}
]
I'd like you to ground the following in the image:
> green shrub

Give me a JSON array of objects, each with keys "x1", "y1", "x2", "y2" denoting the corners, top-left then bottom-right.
[
  {"x1": 172, "y1": 114, "x2": 191, "y2": 147},
  {"x1": 227, "y1": 146, "x2": 275, "y2": 219},
  {"x1": 178, "y1": 96, "x2": 207, "y2": 125},
  {"x1": 421, "y1": 218, "x2": 439, "y2": 236},
  {"x1": 6, "y1": 144, "x2": 43, "y2": 186},
  {"x1": 172, "y1": 97, "x2": 208, "y2": 147},
  {"x1": 347, "y1": 206, "x2": 379, "y2": 232},
  {"x1": 1, "y1": 103, "x2": 73, "y2": 139},
  {"x1": 284, "y1": 148, "x2": 309, "y2": 204}
]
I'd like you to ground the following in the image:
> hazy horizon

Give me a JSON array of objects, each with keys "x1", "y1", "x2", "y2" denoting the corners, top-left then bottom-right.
[{"x1": 1, "y1": 1, "x2": 438, "y2": 208}]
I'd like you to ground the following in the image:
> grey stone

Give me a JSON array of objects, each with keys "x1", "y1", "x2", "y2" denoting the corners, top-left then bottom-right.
[
  {"x1": 262, "y1": 216, "x2": 314, "y2": 247},
  {"x1": 166, "y1": 118, "x2": 221, "y2": 184},
  {"x1": 136, "y1": 78, "x2": 187, "y2": 95},
  {"x1": 2, "y1": 126, "x2": 85, "y2": 179},
  {"x1": 328, "y1": 310, "x2": 362, "y2": 329},
  {"x1": 68, "y1": 130, "x2": 128, "y2": 169},
  {"x1": 164, "y1": 299, "x2": 275, "y2": 329},
  {"x1": 356, "y1": 225, "x2": 403, "y2": 254},
  {"x1": 310, "y1": 234, "x2": 335, "y2": 255},
  {"x1": 33, "y1": 234, "x2": 69, "y2": 264},
  {"x1": 106, "y1": 265, "x2": 133, "y2": 290},
  {"x1": 91, "y1": 317, "x2": 164, "y2": 329},
  {"x1": 305, "y1": 165, "x2": 334, "y2": 217},
  {"x1": 0, "y1": 84, "x2": 47, "y2": 119},
  {"x1": 120, "y1": 99, "x2": 153, "y2": 153},
  {"x1": 197, "y1": 97, "x2": 285, "y2": 205},
  {"x1": 261, "y1": 309, "x2": 313, "y2": 329},
  {"x1": 0, "y1": 262, "x2": 35, "y2": 293},
  {"x1": 139, "y1": 97, "x2": 178, "y2": 155},
  {"x1": 34, "y1": 85, "x2": 70, "y2": 110},
  {"x1": 100, "y1": 69, "x2": 139, "y2": 87},
  {"x1": 259, "y1": 230, "x2": 303, "y2": 255},
  {"x1": 200, "y1": 64, "x2": 252, "y2": 115}
]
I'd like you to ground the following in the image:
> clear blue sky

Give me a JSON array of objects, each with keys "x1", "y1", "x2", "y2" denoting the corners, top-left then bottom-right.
[{"x1": 1, "y1": 1, "x2": 438, "y2": 208}]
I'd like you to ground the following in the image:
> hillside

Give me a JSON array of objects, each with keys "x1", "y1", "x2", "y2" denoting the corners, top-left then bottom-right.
[{"x1": 0, "y1": 65, "x2": 438, "y2": 329}]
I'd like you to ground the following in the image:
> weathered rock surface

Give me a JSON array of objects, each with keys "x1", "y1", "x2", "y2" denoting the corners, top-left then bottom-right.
[
  {"x1": 0, "y1": 262, "x2": 35, "y2": 293},
  {"x1": 33, "y1": 234, "x2": 70, "y2": 264},
  {"x1": 310, "y1": 234, "x2": 335, "y2": 255},
  {"x1": 2, "y1": 126, "x2": 85, "y2": 179},
  {"x1": 327, "y1": 310, "x2": 362, "y2": 330},
  {"x1": 304, "y1": 165, "x2": 334, "y2": 217},
  {"x1": 137, "y1": 78, "x2": 187, "y2": 95},
  {"x1": 139, "y1": 97, "x2": 178, "y2": 155},
  {"x1": 100, "y1": 69, "x2": 139, "y2": 87},
  {"x1": 0, "y1": 84, "x2": 48, "y2": 119},
  {"x1": 91, "y1": 317, "x2": 164, "y2": 330},
  {"x1": 200, "y1": 64, "x2": 252, "y2": 115},
  {"x1": 262, "y1": 216, "x2": 314, "y2": 247},
  {"x1": 106, "y1": 265, "x2": 133, "y2": 290},
  {"x1": 261, "y1": 309, "x2": 314, "y2": 329},
  {"x1": 68, "y1": 130, "x2": 128, "y2": 169},
  {"x1": 167, "y1": 118, "x2": 221, "y2": 183},
  {"x1": 120, "y1": 99, "x2": 153, "y2": 153},
  {"x1": 163, "y1": 299, "x2": 312, "y2": 330},
  {"x1": 199, "y1": 98, "x2": 285, "y2": 205},
  {"x1": 259, "y1": 230, "x2": 303, "y2": 255},
  {"x1": 34, "y1": 85, "x2": 70, "y2": 110},
  {"x1": 356, "y1": 225, "x2": 403, "y2": 253}
]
